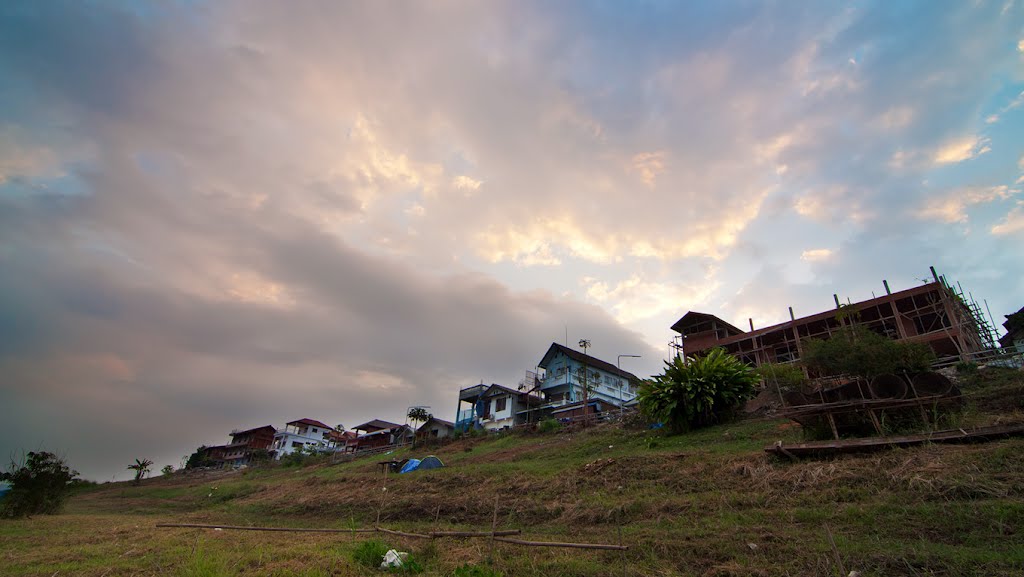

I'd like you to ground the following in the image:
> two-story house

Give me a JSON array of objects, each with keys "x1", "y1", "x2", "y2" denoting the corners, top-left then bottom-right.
[
  {"x1": 222, "y1": 425, "x2": 276, "y2": 467},
  {"x1": 455, "y1": 383, "x2": 544, "y2": 431},
  {"x1": 536, "y1": 343, "x2": 640, "y2": 418},
  {"x1": 271, "y1": 418, "x2": 334, "y2": 458}
]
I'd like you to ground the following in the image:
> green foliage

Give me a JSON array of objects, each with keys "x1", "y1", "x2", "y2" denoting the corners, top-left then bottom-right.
[
  {"x1": 0, "y1": 451, "x2": 80, "y2": 518},
  {"x1": 451, "y1": 564, "x2": 503, "y2": 577},
  {"x1": 351, "y1": 539, "x2": 390, "y2": 569},
  {"x1": 127, "y1": 458, "x2": 153, "y2": 486},
  {"x1": 802, "y1": 324, "x2": 935, "y2": 378},
  {"x1": 956, "y1": 361, "x2": 979, "y2": 374},
  {"x1": 755, "y1": 362, "x2": 807, "y2": 391},
  {"x1": 161, "y1": 465, "x2": 175, "y2": 477},
  {"x1": 638, "y1": 348, "x2": 759, "y2": 433},
  {"x1": 185, "y1": 446, "x2": 216, "y2": 469},
  {"x1": 248, "y1": 448, "x2": 272, "y2": 464},
  {"x1": 537, "y1": 418, "x2": 562, "y2": 433},
  {"x1": 407, "y1": 407, "x2": 431, "y2": 428}
]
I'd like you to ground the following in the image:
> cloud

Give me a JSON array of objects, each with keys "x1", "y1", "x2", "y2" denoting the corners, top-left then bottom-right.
[
  {"x1": 918, "y1": 185, "x2": 1016, "y2": 223},
  {"x1": 585, "y1": 275, "x2": 719, "y2": 325},
  {"x1": 452, "y1": 175, "x2": 482, "y2": 192},
  {"x1": 628, "y1": 151, "x2": 667, "y2": 187},
  {"x1": 800, "y1": 248, "x2": 834, "y2": 262},
  {"x1": 0, "y1": 129, "x2": 60, "y2": 185},
  {"x1": 933, "y1": 135, "x2": 992, "y2": 165},
  {"x1": 991, "y1": 201, "x2": 1024, "y2": 235}
]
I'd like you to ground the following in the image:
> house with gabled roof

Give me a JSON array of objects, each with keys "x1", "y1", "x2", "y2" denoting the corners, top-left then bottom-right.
[
  {"x1": 535, "y1": 343, "x2": 640, "y2": 413},
  {"x1": 349, "y1": 419, "x2": 408, "y2": 451},
  {"x1": 271, "y1": 418, "x2": 335, "y2": 459},
  {"x1": 416, "y1": 416, "x2": 455, "y2": 440}
]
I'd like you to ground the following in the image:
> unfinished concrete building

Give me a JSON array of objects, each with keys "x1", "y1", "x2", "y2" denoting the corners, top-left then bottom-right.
[{"x1": 670, "y1": 269, "x2": 997, "y2": 367}]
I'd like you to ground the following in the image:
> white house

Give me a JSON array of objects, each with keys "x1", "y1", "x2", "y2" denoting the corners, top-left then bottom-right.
[
  {"x1": 456, "y1": 384, "x2": 543, "y2": 431},
  {"x1": 271, "y1": 418, "x2": 334, "y2": 458}
]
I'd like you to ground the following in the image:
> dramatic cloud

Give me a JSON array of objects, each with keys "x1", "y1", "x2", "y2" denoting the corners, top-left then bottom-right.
[{"x1": 1, "y1": 0, "x2": 1022, "y2": 480}]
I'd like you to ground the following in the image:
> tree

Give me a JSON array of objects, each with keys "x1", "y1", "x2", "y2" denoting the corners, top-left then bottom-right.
[
  {"x1": 1, "y1": 451, "x2": 80, "y2": 518},
  {"x1": 638, "y1": 348, "x2": 759, "y2": 433},
  {"x1": 127, "y1": 458, "x2": 153, "y2": 486},
  {"x1": 407, "y1": 407, "x2": 431, "y2": 430},
  {"x1": 161, "y1": 465, "x2": 175, "y2": 477}
]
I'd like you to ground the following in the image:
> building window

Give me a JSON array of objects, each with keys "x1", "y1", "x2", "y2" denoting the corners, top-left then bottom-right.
[
  {"x1": 496, "y1": 397, "x2": 507, "y2": 412},
  {"x1": 291, "y1": 442, "x2": 303, "y2": 448}
]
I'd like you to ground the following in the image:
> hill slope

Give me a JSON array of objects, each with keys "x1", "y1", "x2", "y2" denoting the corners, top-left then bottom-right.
[{"x1": 4, "y1": 368, "x2": 1024, "y2": 576}]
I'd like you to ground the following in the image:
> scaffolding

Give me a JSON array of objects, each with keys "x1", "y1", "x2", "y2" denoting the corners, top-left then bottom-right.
[{"x1": 669, "y1": 267, "x2": 997, "y2": 367}]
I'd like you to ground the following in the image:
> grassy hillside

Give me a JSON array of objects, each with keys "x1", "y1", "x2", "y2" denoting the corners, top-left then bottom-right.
[{"x1": 3, "y1": 368, "x2": 1024, "y2": 577}]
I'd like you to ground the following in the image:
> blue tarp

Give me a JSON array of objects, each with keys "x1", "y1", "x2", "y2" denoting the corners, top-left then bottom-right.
[{"x1": 399, "y1": 459, "x2": 421, "y2": 473}]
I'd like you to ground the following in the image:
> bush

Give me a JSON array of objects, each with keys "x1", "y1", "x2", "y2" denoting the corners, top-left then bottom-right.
[
  {"x1": 803, "y1": 325, "x2": 935, "y2": 378},
  {"x1": 0, "y1": 451, "x2": 80, "y2": 518},
  {"x1": 638, "y1": 348, "x2": 759, "y2": 433},
  {"x1": 537, "y1": 418, "x2": 562, "y2": 433},
  {"x1": 161, "y1": 465, "x2": 175, "y2": 477},
  {"x1": 755, "y1": 362, "x2": 807, "y2": 391},
  {"x1": 352, "y1": 539, "x2": 390, "y2": 569}
]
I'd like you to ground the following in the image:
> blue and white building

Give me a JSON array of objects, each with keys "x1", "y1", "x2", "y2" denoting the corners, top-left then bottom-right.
[{"x1": 535, "y1": 343, "x2": 640, "y2": 412}]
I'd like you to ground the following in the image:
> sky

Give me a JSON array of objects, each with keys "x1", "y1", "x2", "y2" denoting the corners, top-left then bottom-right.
[{"x1": 1, "y1": 1, "x2": 1022, "y2": 481}]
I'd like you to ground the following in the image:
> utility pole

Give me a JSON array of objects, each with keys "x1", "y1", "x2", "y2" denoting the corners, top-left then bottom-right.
[
  {"x1": 617, "y1": 354, "x2": 641, "y2": 416},
  {"x1": 579, "y1": 339, "x2": 591, "y2": 425}
]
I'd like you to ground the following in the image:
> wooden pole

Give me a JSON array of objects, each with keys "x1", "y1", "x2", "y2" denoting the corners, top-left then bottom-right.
[
  {"x1": 432, "y1": 530, "x2": 520, "y2": 538},
  {"x1": 493, "y1": 537, "x2": 628, "y2": 551},
  {"x1": 489, "y1": 495, "x2": 500, "y2": 563},
  {"x1": 376, "y1": 527, "x2": 431, "y2": 539},
  {"x1": 157, "y1": 523, "x2": 375, "y2": 534},
  {"x1": 824, "y1": 523, "x2": 846, "y2": 577}
]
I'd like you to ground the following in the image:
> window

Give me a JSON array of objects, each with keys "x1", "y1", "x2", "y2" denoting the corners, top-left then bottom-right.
[
  {"x1": 496, "y1": 397, "x2": 507, "y2": 412},
  {"x1": 292, "y1": 442, "x2": 303, "y2": 448}
]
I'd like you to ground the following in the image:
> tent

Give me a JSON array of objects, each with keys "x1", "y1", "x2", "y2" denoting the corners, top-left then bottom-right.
[
  {"x1": 417, "y1": 455, "x2": 444, "y2": 470},
  {"x1": 397, "y1": 455, "x2": 445, "y2": 474},
  {"x1": 398, "y1": 459, "x2": 421, "y2": 473}
]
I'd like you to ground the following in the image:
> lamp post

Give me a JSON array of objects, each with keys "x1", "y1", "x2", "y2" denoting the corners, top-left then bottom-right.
[
  {"x1": 617, "y1": 354, "x2": 641, "y2": 415},
  {"x1": 578, "y1": 339, "x2": 591, "y2": 424}
]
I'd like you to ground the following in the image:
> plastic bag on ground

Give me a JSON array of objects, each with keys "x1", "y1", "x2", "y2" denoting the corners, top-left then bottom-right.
[{"x1": 380, "y1": 549, "x2": 408, "y2": 568}]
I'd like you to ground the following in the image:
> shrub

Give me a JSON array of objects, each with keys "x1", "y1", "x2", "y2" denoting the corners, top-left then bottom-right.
[
  {"x1": 755, "y1": 362, "x2": 807, "y2": 391},
  {"x1": 351, "y1": 539, "x2": 390, "y2": 569},
  {"x1": 1, "y1": 451, "x2": 79, "y2": 518},
  {"x1": 956, "y1": 361, "x2": 978, "y2": 374},
  {"x1": 638, "y1": 348, "x2": 759, "y2": 433},
  {"x1": 538, "y1": 418, "x2": 562, "y2": 433},
  {"x1": 802, "y1": 324, "x2": 935, "y2": 378},
  {"x1": 161, "y1": 465, "x2": 175, "y2": 477}
]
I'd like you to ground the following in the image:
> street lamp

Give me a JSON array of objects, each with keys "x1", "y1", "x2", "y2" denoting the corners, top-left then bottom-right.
[
  {"x1": 578, "y1": 339, "x2": 591, "y2": 423},
  {"x1": 617, "y1": 354, "x2": 641, "y2": 414}
]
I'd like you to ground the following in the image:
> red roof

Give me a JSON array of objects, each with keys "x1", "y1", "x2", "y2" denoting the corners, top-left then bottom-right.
[{"x1": 286, "y1": 418, "x2": 332, "y2": 429}]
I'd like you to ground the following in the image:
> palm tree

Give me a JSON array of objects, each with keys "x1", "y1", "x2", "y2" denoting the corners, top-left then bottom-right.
[
  {"x1": 407, "y1": 407, "x2": 431, "y2": 430},
  {"x1": 127, "y1": 458, "x2": 154, "y2": 486}
]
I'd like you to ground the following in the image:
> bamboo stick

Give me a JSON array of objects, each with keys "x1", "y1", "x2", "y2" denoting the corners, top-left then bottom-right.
[
  {"x1": 431, "y1": 530, "x2": 521, "y2": 537},
  {"x1": 156, "y1": 523, "x2": 375, "y2": 533},
  {"x1": 375, "y1": 527, "x2": 431, "y2": 539},
  {"x1": 493, "y1": 537, "x2": 628, "y2": 551}
]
